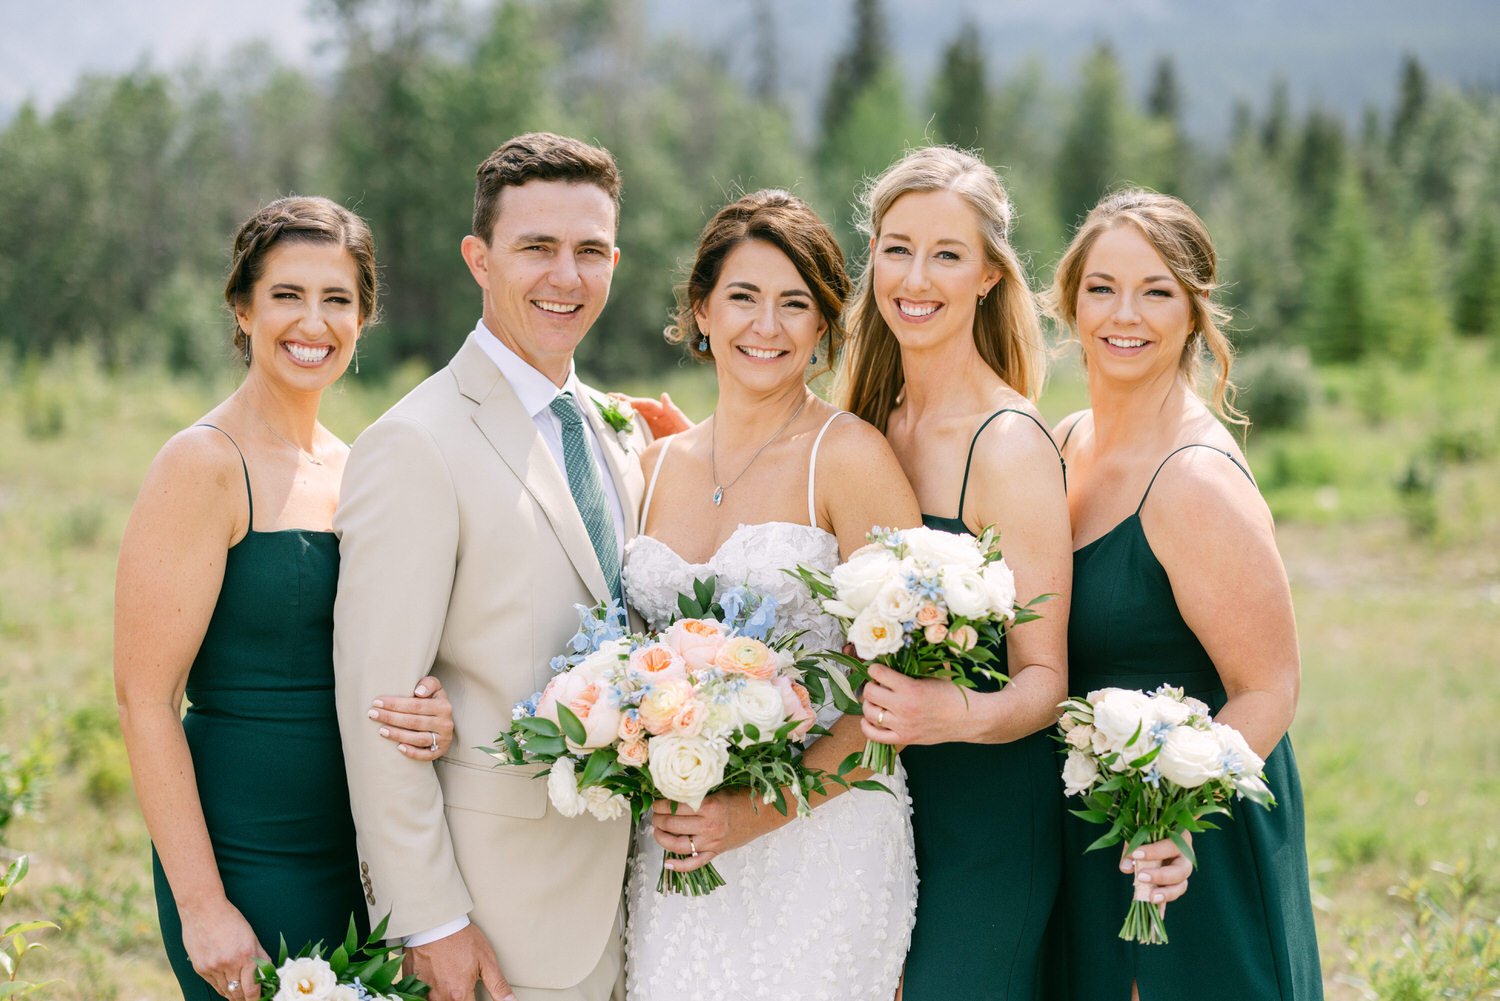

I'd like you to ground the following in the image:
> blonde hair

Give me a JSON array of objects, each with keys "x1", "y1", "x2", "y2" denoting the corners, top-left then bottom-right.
[
  {"x1": 1047, "y1": 189, "x2": 1244, "y2": 424},
  {"x1": 839, "y1": 146, "x2": 1046, "y2": 431}
]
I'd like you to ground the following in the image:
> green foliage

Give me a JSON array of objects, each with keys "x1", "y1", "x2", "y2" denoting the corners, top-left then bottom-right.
[
  {"x1": 1301, "y1": 168, "x2": 1383, "y2": 362},
  {"x1": 255, "y1": 913, "x2": 429, "y2": 1000},
  {"x1": 0, "y1": 857, "x2": 61, "y2": 996},
  {"x1": 1236, "y1": 345, "x2": 1318, "y2": 431},
  {"x1": 0, "y1": 694, "x2": 50, "y2": 846},
  {"x1": 1454, "y1": 213, "x2": 1500, "y2": 337},
  {"x1": 1053, "y1": 44, "x2": 1129, "y2": 229},
  {"x1": 930, "y1": 21, "x2": 987, "y2": 150}
]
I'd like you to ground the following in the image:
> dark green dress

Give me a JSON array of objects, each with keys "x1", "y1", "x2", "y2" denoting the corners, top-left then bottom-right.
[
  {"x1": 1046, "y1": 443, "x2": 1322, "y2": 1000},
  {"x1": 152, "y1": 427, "x2": 367, "y2": 998},
  {"x1": 901, "y1": 410, "x2": 1064, "y2": 1001}
]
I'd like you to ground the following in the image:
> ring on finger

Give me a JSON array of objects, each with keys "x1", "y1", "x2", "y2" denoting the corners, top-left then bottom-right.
[
  {"x1": 429, "y1": 731, "x2": 439, "y2": 752},
  {"x1": 876, "y1": 708, "x2": 886, "y2": 726},
  {"x1": 688, "y1": 836, "x2": 698, "y2": 857},
  {"x1": 227, "y1": 981, "x2": 239, "y2": 993}
]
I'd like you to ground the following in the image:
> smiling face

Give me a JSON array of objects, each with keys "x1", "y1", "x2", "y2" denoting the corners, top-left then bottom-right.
[
  {"x1": 872, "y1": 188, "x2": 1000, "y2": 353},
  {"x1": 695, "y1": 239, "x2": 826, "y2": 395},
  {"x1": 1074, "y1": 223, "x2": 1195, "y2": 385},
  {"x1": 235, "y1": 240, "x2": 362, "y2": 390},
  {"x1": 460, "y1": 178, "x2": 619, "y2": 385}
]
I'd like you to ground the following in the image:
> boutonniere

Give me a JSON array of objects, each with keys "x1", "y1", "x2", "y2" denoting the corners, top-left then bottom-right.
[{"x1": 593, "y1": 395, "x2": 637, "y2": 446}]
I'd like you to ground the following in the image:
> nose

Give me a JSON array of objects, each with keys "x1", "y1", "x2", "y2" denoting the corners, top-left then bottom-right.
[
  {"x1": 299, "y1": 300, "x2": 328, "y2": 334},
  {"x1": 1112, "y1": 293, "x2": 1140, "y2": 324},
  {"x1": 901, "y1": 254, "x2": 931, "y2": 293},
  {"x1": 546, "y1": 249, "x2": 582, "y2": 289},
  {"x1": 752, "y1": 297, "x2": 778, "y2": 335}
]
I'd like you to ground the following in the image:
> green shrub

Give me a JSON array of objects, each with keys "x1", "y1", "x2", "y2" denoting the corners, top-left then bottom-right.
[
  {"x1": 1237, "y1": 345, "x2": 1319, "y2": 430},
  {"x1": 0, "y1": 856, "x2": 60, "y2": 996}
]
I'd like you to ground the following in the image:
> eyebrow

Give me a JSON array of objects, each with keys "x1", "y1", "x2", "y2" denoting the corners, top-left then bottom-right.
[
  {"x1": 269, "y1": 281, "x2": 352, "y2": 294},
  {"x1": 881, "y1": 232, "x2": 972, "y2": 251},
  {"x1": 514, "y1": 233, "x2": 614, "y2": 251},
  {"x1": 1082, "y1": 272, "x2": 1175, "y2": 284},
  {"x1": 726, "y1": 281, "x2": 811, "y2": 298}
]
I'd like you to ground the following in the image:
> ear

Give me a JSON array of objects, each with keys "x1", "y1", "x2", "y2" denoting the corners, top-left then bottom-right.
[
  {"x1": 459, "y1": 235, "x2": 490, "y2": 289},
  {"x1": 611, "y1": 246, "x2": 621, "y2": 268}
]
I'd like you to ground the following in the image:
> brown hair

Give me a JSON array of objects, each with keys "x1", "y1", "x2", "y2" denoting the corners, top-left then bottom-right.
[
  {"x1": 224, "y1": 196, "x2": 378, "y2": 366},
  {"x1": 473, "y1": 132, "x2": 621, "y2": 243},
  {"x1": 1046, "y1": 188, "x2": 1243, "y2": 423},
  {"x1": 665, "y1": 189, "x2": 851, "y2": 376},
  {"x1": 839, "y1": 146, "x2": 1046, "y2": 432}
]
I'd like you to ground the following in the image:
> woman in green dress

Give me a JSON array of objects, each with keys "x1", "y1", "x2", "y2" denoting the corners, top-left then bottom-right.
[
  {"x1": 845, "y1": 146, "x2": 1072, "y2": 1000},
  {"x1": 1044, "y1": 190, "x2": 1321, "y2": 1000},
  {"x1": 115, "y1": 197, "x2": 455, "y2": 1001}
]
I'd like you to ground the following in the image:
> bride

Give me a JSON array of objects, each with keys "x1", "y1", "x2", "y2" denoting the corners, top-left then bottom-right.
[{"x1": 621, "y1": 189, "x2": 921, "y2": 1000}]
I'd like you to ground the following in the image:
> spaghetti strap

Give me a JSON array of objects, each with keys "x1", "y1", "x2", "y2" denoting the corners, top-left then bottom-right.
[
  {"x1": 806, "y1": 411, "x2": 849, "y2": 527},
  {"x1": 1136, "y1": 443, "x2": 1256, "y2": 515},
  {"x1": 194, "y1": 423, "x2": 253, "y2": 527},
  {"x1": 955, "y1": 409, "x2": 1066, "y2": 522},
  {"x1": 1058, "y1": 413, "x2": 1085, "y2": 450},
  {"x1": 639, "y1": 436, "x2": 672, "y2": 534}
]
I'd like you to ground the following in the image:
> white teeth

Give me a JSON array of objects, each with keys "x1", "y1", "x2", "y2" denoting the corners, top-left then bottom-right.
[
  {"x1": 1106, "y1": 337, "x2": 1146, "y2": 348},
  {"x1": 535, "y1": 300, "x2": 581, "y2": 314},
  {"x1": 285, "y1": 343, "x2": 332, "y2": 363},
  {"x1": 899, "y1": 301, "x2": 939, "y2": 317},
  {"x1": 739, "y1": 346, "x2": 785, "y2": 359}
]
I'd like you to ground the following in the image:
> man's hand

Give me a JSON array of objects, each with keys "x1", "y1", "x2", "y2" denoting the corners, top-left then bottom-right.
[{"x1": 404, "y1": 924, "x2": 515, "y2": 1001}]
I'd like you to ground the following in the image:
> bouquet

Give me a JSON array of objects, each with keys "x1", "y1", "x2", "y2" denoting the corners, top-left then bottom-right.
[
  {"x1": 253, "y1": 914, "x2": 428, "y2": 1000},
  {"x1": 489, "y1": 580, "x2": 863, "y2": 896},
  {"x1": 1057, "y1": 684, "x2": 1277, "y2": 944},
  {"x1": 791, "y1": 525, "x2": 1048, "y2": 774}
]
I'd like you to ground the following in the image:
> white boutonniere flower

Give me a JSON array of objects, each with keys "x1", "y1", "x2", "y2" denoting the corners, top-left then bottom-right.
[{"x1": 592, "y1": 395, "x2": 637, "y2": 448}]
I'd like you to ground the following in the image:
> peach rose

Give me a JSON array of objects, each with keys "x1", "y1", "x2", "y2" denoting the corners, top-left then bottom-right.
[
  {"x1": 949, "y1": 624, "x2": 978, "y2": 651},
  {"x1": 923, "y1": 622, "x2": 948, "y2": 644},
  {"x1": 914, "y1": 602, "x2": 945, "y2": 627},
  {"x1": 637, "y1": 678, "x2": 698, "y2": 735},
  {"x1": 672, "y1": 701, "x2": 706, "y2": 737},
  {"x1": 713, "y1": 636, "x2": 778, "y2": 680},
  {"x1": 774, "y1": 677, "x2": 816, "y2": 741},
  {"x1": 617, "y1": 738, "x2": 649, "y2": 767},
  {"x1": 628, "y1": 643, "x2": 688, "y2": 683},
  {"x1": 664, "y1": 618, "x2": 728, "y2": 672},
  {"x1": 617, "y1": 712, "x2": 646, "y2": 743}
]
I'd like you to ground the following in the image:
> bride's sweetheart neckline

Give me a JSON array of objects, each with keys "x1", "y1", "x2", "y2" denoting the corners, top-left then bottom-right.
[{"x1": 628, "y1": 521, "x2": 837, "y2": 569}]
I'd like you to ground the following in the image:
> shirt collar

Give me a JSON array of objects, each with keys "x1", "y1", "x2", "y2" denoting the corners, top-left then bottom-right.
[{"x1": 471, "y1": 318, "x2": 584, "y2": 419}]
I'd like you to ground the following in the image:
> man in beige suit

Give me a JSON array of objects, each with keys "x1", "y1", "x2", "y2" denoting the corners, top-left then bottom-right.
[{"x1": 333, "y1": 133, "x2": 644, "y2": 1001}]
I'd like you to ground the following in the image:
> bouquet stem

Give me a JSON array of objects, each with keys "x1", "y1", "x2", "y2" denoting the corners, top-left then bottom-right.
[
  {"x1": 857, "y1": 739, "x2": 898, "y2": 776},
  {"x1": 657, "y1": 853, "x2": 726, "y2": 896},
  {"x1": 1118, "y1": 897, "x2": 1170, "y2": 945}
]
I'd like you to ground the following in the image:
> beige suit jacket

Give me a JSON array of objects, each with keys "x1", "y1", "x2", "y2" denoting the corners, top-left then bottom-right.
[{"x1": 332, "y1": 332, "x2": 644, "y2": 991}]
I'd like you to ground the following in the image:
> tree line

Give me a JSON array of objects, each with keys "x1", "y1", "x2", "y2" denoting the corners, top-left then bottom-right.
[{"x1": 1, "y1": 0, "x2": 1496, "y2": 381}]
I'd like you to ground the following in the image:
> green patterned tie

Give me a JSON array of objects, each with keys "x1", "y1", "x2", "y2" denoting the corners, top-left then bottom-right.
[{"x1": 549, "y1": 391, "x2": 622, "y2": 604}]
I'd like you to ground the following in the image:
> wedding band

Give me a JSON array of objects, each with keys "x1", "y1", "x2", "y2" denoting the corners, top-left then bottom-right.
[
  {"x1": 227, "y1": 981, "x2": 239, "y2": 993},
  {"x1": 429, "y1": 731, "x2": 439, "y2": 752},
  {"x1": 688, "y1": 836, "x2": 698, "y2": 857},
  {"x1": 877, "y1": 709, "x2": 886, "y2": 726}
]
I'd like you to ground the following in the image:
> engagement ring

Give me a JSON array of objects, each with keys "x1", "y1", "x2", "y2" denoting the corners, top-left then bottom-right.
[{"x1": 429, "y1": 731, "x2": 439, "y2": 752}]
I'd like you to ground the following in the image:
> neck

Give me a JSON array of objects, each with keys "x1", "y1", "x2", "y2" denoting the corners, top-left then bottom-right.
[
  {"x1": 897, "y1": 333, "x2": 994, "y2": 422},
  {"x1": 236, "y1": 373, "x2": 323, "y2": 450},
  {"x1": 1086, "y1": 367, "x2": 1193, "y2": 454},
  {"x1": 710, "y1": 375, "x2": 811, "y2": 450}
]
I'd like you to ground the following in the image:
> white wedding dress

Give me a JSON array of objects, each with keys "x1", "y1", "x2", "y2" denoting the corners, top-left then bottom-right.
[{"x1": 621, "y1": 414, "x2": 917, "y2": 1001}]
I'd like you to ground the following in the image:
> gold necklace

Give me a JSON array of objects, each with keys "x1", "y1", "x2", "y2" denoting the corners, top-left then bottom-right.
[
  {"x1": 236, "y1": 393, "x2": 323, "y2": 466},
  {"x1": 710, "y1": 395, "x2": 808, "y2": 505}
]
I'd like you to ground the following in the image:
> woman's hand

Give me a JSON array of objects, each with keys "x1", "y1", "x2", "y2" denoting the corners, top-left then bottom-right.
[
  {"x1": 1121, "y1": 834, "x2": 1193, "y2": 909},
  {"x1": 649, "y1": 789, "x2": 790, "y2": 873},
  {"x1": 624, "y1": 392, "x2": 693, "y2": 439},
  {"x1": 860, "y1": 662, "x2": 986, "y2": 746},
  {"x1": 369, "y1": 675, "x2": 453, "y2": 759},
  {"x1": 178, "y1": 896, "x2": 270, "y2": 1000}
]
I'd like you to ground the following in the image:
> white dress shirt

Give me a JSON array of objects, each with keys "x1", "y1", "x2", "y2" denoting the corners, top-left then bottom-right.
[{"x1": 405, "y1": 319, "x2": 628, "y2": 950}]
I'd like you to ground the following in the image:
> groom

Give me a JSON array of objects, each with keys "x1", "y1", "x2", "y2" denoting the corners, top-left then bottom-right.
[{"x1": 333, "y1": 132, "x2": 644, "y2": 1001}]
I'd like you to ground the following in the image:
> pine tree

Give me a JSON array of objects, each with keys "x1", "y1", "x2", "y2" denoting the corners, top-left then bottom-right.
[
  {"x1": 1391, "y1": 54, "x2": 1428, "y2": 158},
  {"x1": 1453, "y1": 214, "x2": 1500, "y2": 336},
  {"x1": 931, "y1": 21, "x2": 988, "y2": 149},
  {"x1": 1054, "y1": 44, "x2": 1128, "y2": 228},
  {"x1": 1301, "y1": 169, "x2": 1384, "y2": 362},
  {"x1": 819, "y1": 0, "x2": 890, "y2": 147},
  {"x1": 1261, "y1": 78, "x2": 1290, "y2": 158}
]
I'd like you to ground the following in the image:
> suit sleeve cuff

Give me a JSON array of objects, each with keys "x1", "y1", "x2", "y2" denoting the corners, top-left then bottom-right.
[{"x1": 404, "y1": 915, "x2": 471, "y2": 947}]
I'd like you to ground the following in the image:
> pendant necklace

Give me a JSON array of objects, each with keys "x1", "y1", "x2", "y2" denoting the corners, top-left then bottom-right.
[
  {"x1": 237, "y1": 393, "x2": 324, "y2": 466},
  {"x1": 710, "y1": 394, "x2": 807, "y2": 505}
]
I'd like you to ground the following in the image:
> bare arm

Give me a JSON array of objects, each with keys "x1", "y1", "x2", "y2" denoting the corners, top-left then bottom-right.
[
  {"x1": 114, "y1": 429, "x2": 269, "y2": 1000},
  {"x1": 864, "y1": 413, "x2": 1071, "y2": 746}
]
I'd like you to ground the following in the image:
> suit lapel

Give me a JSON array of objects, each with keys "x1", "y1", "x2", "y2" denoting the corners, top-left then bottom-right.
[
  {"x1": 452, "y1": 336, "x2": 610, "y2": 605},
  {"x1": 579, "y1": 385, "x2": 644, "y2": 541}
]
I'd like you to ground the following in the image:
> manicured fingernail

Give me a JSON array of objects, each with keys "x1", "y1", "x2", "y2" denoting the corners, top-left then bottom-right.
[
  {"x1": 368, "y1": 709, "x2": 380, "y2": 719},
  {"x1": 664, "y1": 862, "x2": 676, "y2": 871},
  {"x1": 1138, "y1": 871, "x2": 1153, "y2": 884},
  {"x1": 414, "y1": 686, "x2": 428, "y2": 697},
  {"x1": 379, "y1": 727, "x2": 390, "y2": 737},
  {"x1": 1152, "y1": 892, "x2": 1165, "y2": 903},
  {"x1": 1131, "y1": 849, "x2": 1145, "y2": 859},
  {"x1": 398, "y1": 744, "x2": 410, "y2": 754}
]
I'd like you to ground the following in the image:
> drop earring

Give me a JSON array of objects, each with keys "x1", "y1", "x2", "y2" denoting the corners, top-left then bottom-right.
[
  {"x1": 353, "y1": 342, "x2": 360, "y2": 375},
  {"x1": 697, "y1": 334, "x2": 710, "y2": 353}
]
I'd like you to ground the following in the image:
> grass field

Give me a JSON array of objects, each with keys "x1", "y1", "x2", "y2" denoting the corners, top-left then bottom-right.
[{"x1": 1, "y1": 339, "x2": 1497, "y2": 998}]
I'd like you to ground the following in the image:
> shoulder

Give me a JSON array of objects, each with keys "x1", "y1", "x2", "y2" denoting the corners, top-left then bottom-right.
[
  {"x1": 1053, "y1": 409, "x2": 1091, "y2": 454},
  {"x1": 811, "y1": 410, "x2": 902, "y2": 471},
  {"x1": 130, "y1": 423, "x2": 247, "y2": 540},
  {"x1": 1141, "y1": 444, "x2": 1271, "y2": 565}
]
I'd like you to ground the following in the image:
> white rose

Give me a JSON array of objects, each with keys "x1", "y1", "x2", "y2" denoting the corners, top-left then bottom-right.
[
  {"x1": 1061, "y1": 750, "x2": 1100, "y2": 797},
  {"x1": 1149, "y1": 694, "x2": 1193, "y2": 727},
  {"x1": 730, "y1": 680, "x2": 788, "y2": 743},
  {"x1": 1090, "y1": 689, "x2": 1155, "y2": 759},
  {"x1": 1157, "y1": 726, "x2": 1226, "y2": 788},
  {"x1": 547, "y1": 758, "x2": 586, "y2": 818},
  {"x1": 940, "y1": 566, "x2": 992, "y2": 619},
  {"x1": 273, "y1": 957, "x2": 337, "y2": 1000},
  {"x1": 327, "y1": 987, "x2": 360, "y2": 1001},
  {"x1": 830, "y1": 549, "x2": 900, "y2": 612},
  {"x1": 981, "y1": 560, "x2": 1017, "y2": 616},
  {"x1": 581, "y1": 784, "x2": 629, "y2": 821},
  {"x1": 1065, "y1": 723, "x2": 1095, "y2": 750},
  {"x1": 648, "y1": 735, "x2": 730, "y2": 810},
  {"x1": 903, "y1": 526, "x2": 985, "y2": 570},
  {"x1": 847, "y1": 608, "x2": 905, "y2": 658},
  {"x1": 1211, "y1": 723, "x2": 1265, "y2": 777},
  {"x1": 872, "y1": 579, "x2": 922, "y2": 623}
]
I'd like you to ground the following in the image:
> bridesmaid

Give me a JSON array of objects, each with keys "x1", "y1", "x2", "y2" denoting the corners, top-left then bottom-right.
[
  {"x1": 114, "y1": 197, "x2": 454, "y2": 1001},
  {"x1": 1043, "y1": 189, "x2": 1321, "y2": 1000},
  {"x1": 845, "y1": 146, "x2": 1071, "y2": 999}
]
